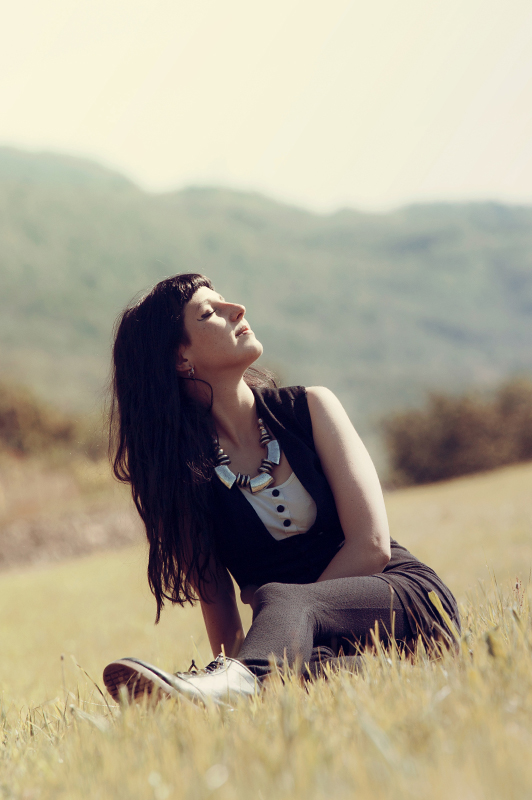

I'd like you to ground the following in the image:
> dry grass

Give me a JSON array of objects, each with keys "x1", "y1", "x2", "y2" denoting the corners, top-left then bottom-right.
[
  {"x1": 0, "y1": 462, "x2": 531, "y2": 799},
  {"x1": 0, "y1": 453, "x2": 141, "y2": 570},
  {"x1": 385, "y1": 460, "x2": 532, "y2": 596}
]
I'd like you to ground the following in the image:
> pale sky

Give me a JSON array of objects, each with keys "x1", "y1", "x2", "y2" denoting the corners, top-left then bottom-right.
[{"x1": 2, "y1": 0, "x2": 532, "y2": 211}]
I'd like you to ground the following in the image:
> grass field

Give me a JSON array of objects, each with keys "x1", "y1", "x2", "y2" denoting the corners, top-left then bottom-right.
[{"x1": 1, "y1": 462, "x2": 531, "y2": 799}]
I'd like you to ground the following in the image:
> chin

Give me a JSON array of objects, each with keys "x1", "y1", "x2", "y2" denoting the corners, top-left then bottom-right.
[
  {"x1": 240, "y1": 339, "x2": 263, "y2": 368},
  {"x1": 251, "y1": 338, "x2": 264, "y2": 359}
]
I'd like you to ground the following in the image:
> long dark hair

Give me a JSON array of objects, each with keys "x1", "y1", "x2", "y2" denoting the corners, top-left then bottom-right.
[{"x1": 110, "y1": 273, "x2": 275, "y2": 621}]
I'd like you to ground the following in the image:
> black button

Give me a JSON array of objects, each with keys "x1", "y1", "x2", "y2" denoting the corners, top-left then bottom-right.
[
  {"x1": 283, "y1": 519, "x2": 291, "y2": 527},
  {"x1": 272, "y1": 489, "x2": 280, "y2": 497},
  {"x1": 276, "y1": 505, "x2": 285, "y2": 513}
]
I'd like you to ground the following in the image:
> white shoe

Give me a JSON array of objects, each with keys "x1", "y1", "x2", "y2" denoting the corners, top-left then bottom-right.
[{"x1": 103, "y1": 654, "x2": 258, "y2": 706}]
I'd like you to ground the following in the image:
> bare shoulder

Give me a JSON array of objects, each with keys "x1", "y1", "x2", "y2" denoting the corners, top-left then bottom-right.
[
  {"x1": 306, "y1": 385, "x2": 334, "y2": 395},
  {"x1": 305, "y1": 386, "x2": 362, "y2": 447},
  {"x1": 306, "y1": 386, "x2": 352, "y2": 424},
  {"x1": 306, "y1": 385, "x2": 340, "y2": 407}
]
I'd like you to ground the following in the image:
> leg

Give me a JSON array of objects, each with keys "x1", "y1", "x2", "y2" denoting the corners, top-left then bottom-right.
[
  {"x1": 238, "y1": 577, "x2": 411, "y2": 675},
  {"x1": 103, "y1": 578, "x2": 409, "y2": 703}
]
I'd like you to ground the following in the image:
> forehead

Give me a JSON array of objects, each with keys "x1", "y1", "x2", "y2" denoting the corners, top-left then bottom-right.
[{"x1": 188, "y1": 286, "x2": 220, "y2": 308}]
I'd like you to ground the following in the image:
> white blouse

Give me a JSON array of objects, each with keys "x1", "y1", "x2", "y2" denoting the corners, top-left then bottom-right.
[{"x1": 239, "y1": 471, "x2": 317, "y2": 541}]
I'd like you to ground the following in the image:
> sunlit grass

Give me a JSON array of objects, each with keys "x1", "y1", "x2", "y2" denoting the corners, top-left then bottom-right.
[
  {"x1": 385, "y1": 460, "x2": 532, "y2": 596},
  {"x1": 1, "y1": 462, "x2": 531, "y2": 798},
  {"x1": 2, "y1": 585, "x2": 531, "y2": 800}
]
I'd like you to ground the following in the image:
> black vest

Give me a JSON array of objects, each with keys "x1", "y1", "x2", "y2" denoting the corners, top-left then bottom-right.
[{"x1": 211, "y1": 386, "x2": 345, "y2": 590}]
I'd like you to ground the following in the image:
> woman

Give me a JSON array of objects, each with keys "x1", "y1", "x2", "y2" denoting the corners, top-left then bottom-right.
[{"x1": 103, "y1": 273, "x2": 460, "y2": 705}]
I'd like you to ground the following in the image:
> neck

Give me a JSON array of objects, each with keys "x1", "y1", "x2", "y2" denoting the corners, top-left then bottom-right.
[{"x1": 189, "y1": 371, "x2": 258, "y2": 447}]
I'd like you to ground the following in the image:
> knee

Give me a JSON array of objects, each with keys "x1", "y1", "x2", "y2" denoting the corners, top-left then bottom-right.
[
  {"x1": 252, "y1": 581, "x2": 313, "y2": 624},
  {"x1": 253, "y1": 581, "x2": 295, "y2": 612}
]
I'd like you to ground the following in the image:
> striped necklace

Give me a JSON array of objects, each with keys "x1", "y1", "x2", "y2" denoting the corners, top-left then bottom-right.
[{"x1": 214, "y1": 417, "x2": 281, "y2": 493}]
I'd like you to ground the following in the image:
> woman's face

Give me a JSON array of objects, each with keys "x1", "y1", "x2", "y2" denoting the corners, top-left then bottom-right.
[{"x1": 177, "y1": 286, "x2": 263, "y2": 378}]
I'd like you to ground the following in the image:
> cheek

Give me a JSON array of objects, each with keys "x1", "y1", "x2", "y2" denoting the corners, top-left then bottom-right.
[
  {"x1": 202, "y1": 322, "x2": 227, "y2": 345},
  {"x1": 192, "y1": 322, "x2": 229, "y2": 358}
]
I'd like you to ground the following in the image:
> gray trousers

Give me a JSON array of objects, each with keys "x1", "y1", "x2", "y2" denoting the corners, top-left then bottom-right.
[{"x1": 238, "y1": 576, "x2": 411, "y2": 677}]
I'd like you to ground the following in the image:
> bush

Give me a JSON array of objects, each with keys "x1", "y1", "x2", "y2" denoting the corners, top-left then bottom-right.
[
  {"x1": 382, "y1": 377, "x2": 532, "y2": 485},
  {"x1": 0, "y1": 381, "x2": 103, "y2": 459}
]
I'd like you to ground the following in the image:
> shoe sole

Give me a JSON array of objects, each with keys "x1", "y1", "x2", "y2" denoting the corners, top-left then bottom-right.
[{"x1": 103, "y1": 659, "x2": 181, "y2": 704}]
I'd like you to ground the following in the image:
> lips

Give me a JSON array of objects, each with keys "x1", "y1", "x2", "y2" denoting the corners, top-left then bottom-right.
[{"x1": 236, "y1": 325, "x2": 250, "y2": 337}]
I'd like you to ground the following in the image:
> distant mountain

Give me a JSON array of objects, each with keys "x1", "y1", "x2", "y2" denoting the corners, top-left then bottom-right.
[
  {"x1": 1, "y1": 146, "x2": 531, "y2": 461},
  {"x1": 0, "y1": 146, "x2": 134, "y2": 188}
]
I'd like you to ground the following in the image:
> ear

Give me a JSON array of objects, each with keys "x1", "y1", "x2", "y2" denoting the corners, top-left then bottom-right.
[{"x1": 176, "y1": 345, "x2": 191, "y2": 375}]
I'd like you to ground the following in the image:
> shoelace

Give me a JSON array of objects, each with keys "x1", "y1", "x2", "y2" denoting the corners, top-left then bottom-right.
[
  {"x1": 185, "y1": 655, "x2": 226, "y2": 675},
  {"x1": 203, "y1": 655, "x2": 226, "y2": 673}
]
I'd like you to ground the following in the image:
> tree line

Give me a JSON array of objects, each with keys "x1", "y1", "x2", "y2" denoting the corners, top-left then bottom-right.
[
  {"x1": 1, "y1": 376, "x2": 531, "y2": 485},
  {"x1": 383, "y1": 377, "x2": 532, "y2": 485},
  {"x1": 0, "y1": 381, "x2": 103, "y2": 460}
]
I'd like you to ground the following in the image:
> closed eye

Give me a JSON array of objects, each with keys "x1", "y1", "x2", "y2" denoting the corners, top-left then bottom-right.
[{"x1": 199, "y1": 310, "x2": 214, "y2": 320}]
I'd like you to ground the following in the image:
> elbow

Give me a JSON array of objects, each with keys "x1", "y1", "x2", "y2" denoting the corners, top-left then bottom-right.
[
  {"x1": 345, "y1": 538, "x2": 391, "y2": 574},
  {"x1": 376, "y1": 550, "x2": 391, "y2": 572},
  {"x1": 373, "y1": 542, "x2": 391, "y2": 573}
]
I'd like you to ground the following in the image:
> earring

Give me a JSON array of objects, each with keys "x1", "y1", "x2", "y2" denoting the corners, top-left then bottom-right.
[{"x1": 188, "y1": 366, "x2": 195, "y2": 379}]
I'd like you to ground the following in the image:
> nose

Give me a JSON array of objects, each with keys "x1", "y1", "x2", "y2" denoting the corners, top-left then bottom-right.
[{"x1": 228, "y1": 302, "x2": 246, "y2": 321}]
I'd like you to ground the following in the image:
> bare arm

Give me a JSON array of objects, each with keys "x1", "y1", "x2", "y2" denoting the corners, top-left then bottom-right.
[
  {"x1": 306, "y1": 386, "x2": 391, "y2": 580},
  {"x1": 199, "y1": 564, "x2": 245, "y2": 658}
]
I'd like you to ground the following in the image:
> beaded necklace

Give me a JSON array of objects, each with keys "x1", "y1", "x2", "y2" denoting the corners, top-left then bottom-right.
[{"x1": 214, "y1": 418, "x2": 281, "y2": 493}]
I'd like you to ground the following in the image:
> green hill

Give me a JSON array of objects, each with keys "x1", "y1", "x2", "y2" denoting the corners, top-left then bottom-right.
[{"x1": 1, "y1": 146, "x2": 531, "y2": 452}]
